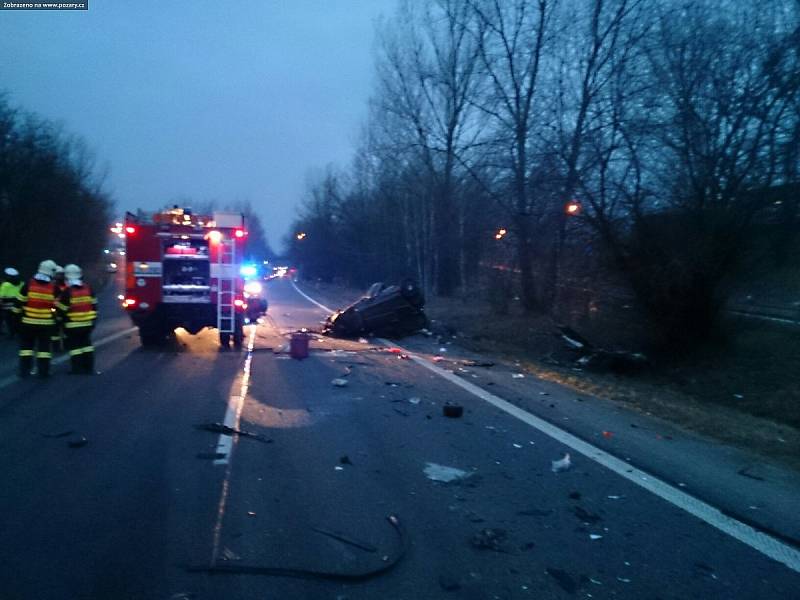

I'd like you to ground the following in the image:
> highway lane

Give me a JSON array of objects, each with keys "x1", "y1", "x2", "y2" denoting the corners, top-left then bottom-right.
[{"x1": 0, "y1": 277, "x2": 798, "y2": 599}]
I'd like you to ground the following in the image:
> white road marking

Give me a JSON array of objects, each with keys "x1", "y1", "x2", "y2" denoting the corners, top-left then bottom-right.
[
  {"x1": 290, "y1": 279, "x2": 335, "y2": 313},
  {"x1": 377, "y1": 336, "x2": 800, "y2": 574},
  {"x1": 287, "y1": 282, "x2": 800, "y2": 573},
  {"x1": 0, "y1": 326, "x2": 139, "y2": 390},
  {"x1": 213, "y1": 325, "x2": 257, "y2": 466}
]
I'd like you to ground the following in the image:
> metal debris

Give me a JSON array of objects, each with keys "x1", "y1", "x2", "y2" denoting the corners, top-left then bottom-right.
[
  {"x1": 332, "y1": 378, "x2": 349, "y2": 387},
  {"x1": 194, "y1": 423, "x2": 273, "y2": 444}
]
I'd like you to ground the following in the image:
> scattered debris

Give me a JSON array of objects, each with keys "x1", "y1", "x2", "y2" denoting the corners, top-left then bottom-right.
[
  {"x1": 247, "y1": 511, "x2": 256, "y2": 517},
  {"x1": 512, "y1": 373, "x2": 525, "y2": 379},
  {"x1": 424, "y1": 462, "x2": 471, "y2": 483},
  {"x1": 194, "y1": 423, "x2": 273, "y2": 444},
  {"x1": 332, "y1": 378, "x2": 349, "y2": 387},
  {"x1": 68, "y1": 436, "x2": 88, "y2": 449},
  {"x1": 196, "y1": 452, "x2": 227, "y2": 460},
  {"x1": 469, "y1": 528, "x2": 510, "y2": 553},
  {"x1": 546, "y1": 568, "x2": 577, "y2": 594},
  {"x1": 558, "y1": 325, "x2": 648, "y2": 374},
  {"x1": 432, "y1": 356, "x2": 445, "y2": 362},
  {"x1": 551, "y1": 453, "x2": 572, "y2": 473},
  {"x1": 573, "y1": 506, "x2": 602, "y2": 524},
  {"x1": 733, "y1": 393, "x2": 744, "y2": 399},
  {"x1": 186, "y1": 514, "x2": 406, "y2": 581},
  {"x1": 589, "y1": 578, "x2": 603, "y2": 586},
  {"x1": 393, "y1": 408, "x2": 410, "y2": 417},
  {"x1": 512, "y1": 443, "x2": 523, "y2": 449},
  {"x1": 589, "y1": 534, "x2": 603, "y2": 540},
  {"x1": 408, "y1": 397, "x2": 421, "y2": 405},
  {"x1": 607, "y1": 495, "x2": 625, "y2": 500},
  {"x1": 439, "y1": 347, "x2": 448, "y2": 353},
  {"x1": 334, "y1": 466, "x2": 345, "y2": 471},
  {"x1": 339, "y1": 455, "x2": 353, "y2": 466},
  {"x1": 41, "y1": 430, "x2": 74, "y2": 438},
  {"x1": 602, "y1": 431, "x2": 614, "y2": 439},
  {"x1": 358, "y1": 337, "x2": 369, "y2": 344},
  {"x1": 313, "y1": 527, "x2": 377, "y2": 553},
  {"x1": 616, "y1": 577, "x2": 632, "y2": 584},
  {"x1": 442, "y1": 404, "x2": 464, "y2": 418},
  {"x1": 461, "y1": 359, "x2": 495, "y2": 368},
  {"x1": 385, "y1": 381, "x2": 401, "y2": 387},
  {"x1": 221, "y1": 547, "x2": 241, "y2": 561}
]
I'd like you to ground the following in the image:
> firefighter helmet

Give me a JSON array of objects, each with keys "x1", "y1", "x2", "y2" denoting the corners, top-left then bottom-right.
[
  {"x1": 64, "y1": 264, "x2": 82, "y2": 280},
  {"x1": 37, "y1": 260, "x2": 57, "y2": 277}
]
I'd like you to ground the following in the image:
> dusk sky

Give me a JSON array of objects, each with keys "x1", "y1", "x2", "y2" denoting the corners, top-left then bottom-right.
[{"x1": 0, "y1": 0, "x2": 396, "y2": 252}]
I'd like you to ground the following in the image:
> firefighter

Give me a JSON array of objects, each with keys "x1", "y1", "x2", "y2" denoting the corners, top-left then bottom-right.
[
  {"x1": 15, "y1": 259, "x2": 58, "y2": 378},
  {"x1": 51, "y1": 265, "x2": 67, "y2": 351},
  {"x1": 57, "y1": 264, "x2": 98, "y2": 374},
  {"x1": 0, "y1": 267, "x2": 22, "y2": 336}
]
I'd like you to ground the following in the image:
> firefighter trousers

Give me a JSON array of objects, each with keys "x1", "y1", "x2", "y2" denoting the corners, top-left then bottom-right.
[
  {"x1": 65, "y1": 326, "x2": 94, "y2": 374},
  {"x1": 0, "y1": 307, "x2": 16, "y2": 336},
  {"x1": 18, "y1": 323, "x2": 54, "y2": 377}
]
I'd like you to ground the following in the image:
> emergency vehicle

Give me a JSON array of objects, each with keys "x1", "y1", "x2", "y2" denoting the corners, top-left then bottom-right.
[{"x1": 122, "y1": 207, "x2": 250, "y2": 348}]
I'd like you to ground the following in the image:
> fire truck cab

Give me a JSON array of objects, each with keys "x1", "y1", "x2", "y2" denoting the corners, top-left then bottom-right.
[{"x1": 122, "y1": 207, "x2": 249, "y2": 348}]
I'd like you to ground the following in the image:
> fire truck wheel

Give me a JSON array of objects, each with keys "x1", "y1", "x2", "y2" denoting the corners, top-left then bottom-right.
[{"x1": 219, "y1": 332, "x2": 231, "y2": 347}]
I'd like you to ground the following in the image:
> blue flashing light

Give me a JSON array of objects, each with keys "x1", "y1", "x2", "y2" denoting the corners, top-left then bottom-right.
[{"x1": 240, "y1": 264, "x2": 258, "y2": 278}]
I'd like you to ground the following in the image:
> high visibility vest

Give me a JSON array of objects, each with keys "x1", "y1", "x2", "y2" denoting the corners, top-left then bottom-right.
[
  {"x1": 18, "y1": 279, "x2": 57, "y2": 326},
  {"x1": 58, "y1": 284, "x2": 97, "y2": 328},
  {"x1": 0, "y1": 281, "x2": 22, "y2": 309}
]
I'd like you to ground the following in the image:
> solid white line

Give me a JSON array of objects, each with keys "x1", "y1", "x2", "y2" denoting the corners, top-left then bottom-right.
[
  {"x1": 0, "y1": 326, "x2": 139, "y2": 391},
  {"x1": 290, "y1": 279, "x2": 335, "y2": 313},
  {"x1": 286, "y1": 284, "x2": 800, "y2": 573},
  {"x1": 376, "y1": 336, "x2": 800, "y2": 574},
  {"x1": 213, "y1": 325, "x2": 257, "y2": 466}
]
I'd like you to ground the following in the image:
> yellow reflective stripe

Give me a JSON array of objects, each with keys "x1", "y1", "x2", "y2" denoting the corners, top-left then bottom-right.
[
  {"x1": 11, "y1": 307, "x2": 21, "y2": 314},
  {"x1": 68, "y1": 349, "x2": 82, "y2": 356},
  {"x1": 25, "y1": 307, "x2": 53, "y2": 315},
  {"x1": 68, "y1": 312, "x2": 97, "y2": 320},
  {"x1": 70, "y1": 295, "x2": 95, "y2": 303},
  {"x1": 15, "y1": 293, "x2": 28, "y2": 301},
  {"x1": 35, "y1": 352, "x2": 52, "y2": 358},
  {"x1": 19, "y1": 350, "x2": 34, "y2": 357},
  {"x1": 56, "y1": 302, "x2": 69, "y2": 311},
  {"x1": 28, "y1": 291, "x2": 54, "y2": 299},
  {"x1": 80, "y1": 346, "x2": 94, "y2": 353},
  {"x1": 21, "y1": 317, "x2": 55, "y2": 324},
  {"x1": 65, "y1": 321, "x2": 94, "y2": 329}
]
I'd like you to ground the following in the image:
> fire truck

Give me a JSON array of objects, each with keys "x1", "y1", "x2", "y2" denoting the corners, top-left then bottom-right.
[{"x1": 122, "y1": 207, "x2": 250, "y2": 348}]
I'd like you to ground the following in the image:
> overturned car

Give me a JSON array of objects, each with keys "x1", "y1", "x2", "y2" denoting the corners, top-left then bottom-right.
[{"x1": 324, "y1": 280, "x2": 428, "y2": 338}]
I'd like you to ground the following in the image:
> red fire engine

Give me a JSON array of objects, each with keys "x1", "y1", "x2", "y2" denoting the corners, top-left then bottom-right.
[{"x1": 122, "y1": 207, "x2": 249, "y2": 348}]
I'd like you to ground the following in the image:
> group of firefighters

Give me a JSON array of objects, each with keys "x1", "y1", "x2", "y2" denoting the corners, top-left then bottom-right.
[{"x1": 0, "y1": 259, "x2": 97, "y2": 378}]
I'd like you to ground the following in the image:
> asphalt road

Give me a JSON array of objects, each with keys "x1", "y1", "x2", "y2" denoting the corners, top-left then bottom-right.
[{"x1": 1, "y1": 277, "x2": 799, "y2": 600}]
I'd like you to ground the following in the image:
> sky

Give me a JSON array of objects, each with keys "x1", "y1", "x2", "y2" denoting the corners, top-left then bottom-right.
[{"x1": 0, "y1": 0, "x2": 396, "y2": 252}]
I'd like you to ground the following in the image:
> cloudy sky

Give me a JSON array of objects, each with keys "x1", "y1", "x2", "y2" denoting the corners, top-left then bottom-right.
[{"x1": 0, "y1": 0, "x2": 396, "y2": 251}]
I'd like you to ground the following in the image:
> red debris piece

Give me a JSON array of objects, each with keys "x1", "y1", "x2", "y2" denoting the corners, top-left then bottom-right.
[{"x1": 602, "y1": 431, "x2": 614, "y2": 439}]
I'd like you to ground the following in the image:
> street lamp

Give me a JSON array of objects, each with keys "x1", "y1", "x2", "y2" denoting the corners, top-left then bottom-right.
[
  {"x1": 296, "y1": 232, "x2": 307, "y2": 240},
  {"x1": 565, "y1": 201, "x2": 582, "y2": 216},
  {"x1": 494, "y1": 228, "x2": 507, "y2": 240}
]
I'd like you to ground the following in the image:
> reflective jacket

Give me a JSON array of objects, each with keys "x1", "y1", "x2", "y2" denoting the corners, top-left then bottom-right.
[
  {"x1": 15, "y1": 278, "x2": 58, "y2": 326},
  {"x1": 57, "y1": 283, "x2": 97, "y2": 328},
  {"x1": 0, "y1": 281, "x2": 22, "y2": 310}
]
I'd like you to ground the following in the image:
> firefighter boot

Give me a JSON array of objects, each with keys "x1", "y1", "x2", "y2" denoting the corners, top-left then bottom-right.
[
  {"x1": 82, "y1": 349, "x2": 95, "y2": 374},
  {"x1": 18, "y1": 353, "x2": 33, "y2": 378},
  {"x1": 36, "y1": 355, "x2": 50, "y2": 378}
]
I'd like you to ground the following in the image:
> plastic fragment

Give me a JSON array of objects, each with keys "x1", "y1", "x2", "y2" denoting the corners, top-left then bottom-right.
[
  {"x1": 589, "y1": 534, "x2": 603, "y2": 540},
  {"x1": 512, "y1": 373, "x2": 525, "y2": 379},
  {"x1": 607, "y1": 495, "x2": 624, "y2": 500},
  {"x1": 221, "y1": 547, "x2": 241, "y2": 561},
  {"x1": 512, "y1": 443, "x2": 523, "y2": 449},
  {"x1": 424, "y1": 462, "x2": 470, "y2": 482},
  {"x1": 617, "y1": 577, "x2": 631, "y2": 583},
  {"x1": 334, "y1": 465, "x2": 344, "y2": 471},
  {"x1": 408, "y1": 397, "x2": 421, "y2": 404},
  {"x1": 551, "y1": 453, "x2": 572, "y2": 473},
  {"x1": 602, "y1": 431, "x2": 614, "y2": 439},
  {"x1": 331, "y1": 378, "x2": 349, "y2": 387}
]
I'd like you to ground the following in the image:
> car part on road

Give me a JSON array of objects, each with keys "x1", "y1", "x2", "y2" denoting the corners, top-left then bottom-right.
[
  {"x1": 185, "y1": 514, "x2": 405, "y2": 581},
  {"x1": 289, "y1": 330, "x2": 310, "y2": 359},
  {"x1": 557, "y1": 325, "x2": 649, "y2": 374},
  {"x1": 312, "y1": 527, "x2": 377, "y2": 553},
  {"x1": 194, "y1": 423, "x2": 273, "y2": 444},
  {"x1": 423, "y1": 462, "x2": 471, "y2": 483},
  {"x1": 323, "y1": 280, "x2": 427, "y2": 339},
  {"x1": 551, "y1": 453, "x2": 572, "y2": 473},
  {"x1": 443, "y1": 404, "x2": 463, "y2": 418}
]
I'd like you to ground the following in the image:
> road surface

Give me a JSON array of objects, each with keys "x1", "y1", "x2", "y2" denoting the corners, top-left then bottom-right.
[{"x1": 0, "y1": 276, "x2": 798, "y2": 599}]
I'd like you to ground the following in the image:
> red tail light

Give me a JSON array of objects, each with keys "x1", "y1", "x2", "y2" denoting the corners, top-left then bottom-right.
[
  {"x1": 125, "y1": 225, "x2": 137, "y2": 235},
  {"x1": 234, "y1": 298, "x2": 244, "y2": 308},
  {"x1": 234, "y1": 229, "x2": 247, "y2": 239},
  {"x1": 122, "y1": 297, "x2": 137, "y2": 308}
]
